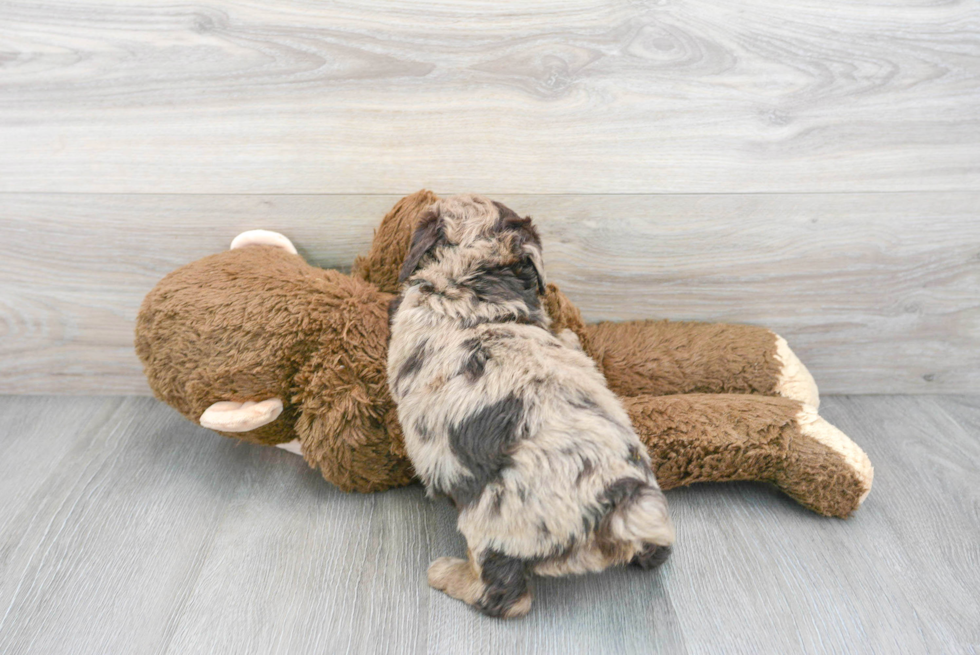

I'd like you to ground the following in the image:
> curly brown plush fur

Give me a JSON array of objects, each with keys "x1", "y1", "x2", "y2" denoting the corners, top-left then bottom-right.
[{"x1": 135, "y1": 190, "x2": 873, "y2": 518}]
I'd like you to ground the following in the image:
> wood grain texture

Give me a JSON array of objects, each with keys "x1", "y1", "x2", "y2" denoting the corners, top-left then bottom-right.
[
  {"x1": 2, "y1": 192, "x2": 978, "y2": 394},
  {"x1": 0, "y1": 394, "x2": 977, "y2": 654},
  {"x1": 0, "y1": 0, "x2": 978, "y2": 194}
]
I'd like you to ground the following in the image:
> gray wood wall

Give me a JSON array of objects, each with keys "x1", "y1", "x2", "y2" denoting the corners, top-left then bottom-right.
[{"x1": 1, "y1": 0, "x2": 978, "y2": 395}]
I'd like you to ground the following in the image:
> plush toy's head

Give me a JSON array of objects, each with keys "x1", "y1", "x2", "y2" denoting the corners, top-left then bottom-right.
[{"x1": 135, "y1": 240, "x2": 412, "y2": 491}]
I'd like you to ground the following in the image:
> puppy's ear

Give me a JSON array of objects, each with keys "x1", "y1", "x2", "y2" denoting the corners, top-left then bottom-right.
[
  {"x1": 522, "y1": 241, "x2": 547, "y2": 295},
  {"x1": 493, "y1": 201, "x2": 546, "y2": 295},
  {"x1": 398, "y1": 209, "x2": 445, "y2": 284}
]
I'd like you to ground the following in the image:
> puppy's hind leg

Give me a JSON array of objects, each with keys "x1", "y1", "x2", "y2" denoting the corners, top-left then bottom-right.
[
  {"x1": 631, "y1": 544, "x2": 672, "y2": 571},
  {"x1": 476, "y1": 551, "x2": 533, "y2": 619},
  {"x1": 428, "y1": 550, "x2": 533, "y2": 619},
  {"x1": 428, "y1": 556, "x2": 484, "y2": 606}
]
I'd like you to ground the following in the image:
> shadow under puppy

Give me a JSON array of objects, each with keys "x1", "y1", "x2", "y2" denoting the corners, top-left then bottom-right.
[{"x1": 387, "y1": 194, "x2": 675, "y2": 618}]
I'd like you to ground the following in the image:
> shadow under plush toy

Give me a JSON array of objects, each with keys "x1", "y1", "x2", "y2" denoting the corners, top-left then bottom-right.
[{"x1": 136, "y1": 190, "x2": 873, "y2": 519}]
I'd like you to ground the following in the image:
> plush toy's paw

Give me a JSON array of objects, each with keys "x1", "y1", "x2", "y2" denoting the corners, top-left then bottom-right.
[
  {"x1": 796, "y1": 405, "x2": 874, "y2": 507},
  {"x1": 230, "y1": 229, "x2": 298, "y2": 254},
  {"x1": 772, "y1": 334, "x2": 820, "y2": 408},
  {"x1": 200, "y1": 398, "x2": 284, "y2": 432}
]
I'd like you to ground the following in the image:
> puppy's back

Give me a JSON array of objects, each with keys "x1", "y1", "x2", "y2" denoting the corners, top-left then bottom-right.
[{"x1": 390, "y1": 309, "x2": 673, "y2": 567}]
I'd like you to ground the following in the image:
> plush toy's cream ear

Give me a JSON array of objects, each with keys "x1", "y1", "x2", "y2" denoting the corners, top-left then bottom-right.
[
  {"x1": 200, "y1": 399, "x2": 284, "y2": 432},
  {"x1": 230, "y1": 230, "x2": 298, "y2": 254}
]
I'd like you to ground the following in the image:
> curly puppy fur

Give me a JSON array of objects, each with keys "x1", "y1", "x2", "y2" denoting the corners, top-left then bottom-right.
[{"x1": 387, "y1": 194, "x2": 675, "y2": 619}]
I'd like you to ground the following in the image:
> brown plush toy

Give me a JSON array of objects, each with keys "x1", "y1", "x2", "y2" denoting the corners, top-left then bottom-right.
[{"x1": 136, "y1": 191, "x2": 873, "y2": 518}]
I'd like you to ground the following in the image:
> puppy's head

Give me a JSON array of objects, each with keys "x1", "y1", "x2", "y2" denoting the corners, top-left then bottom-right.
[{"x1": 398, "y1": 194, "x2": 546, "y2": 298}]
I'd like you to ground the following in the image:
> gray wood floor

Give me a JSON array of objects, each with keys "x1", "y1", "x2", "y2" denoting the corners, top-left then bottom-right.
[{"x1": 1, "y1": 395, "x2": 977, "y2": 654}]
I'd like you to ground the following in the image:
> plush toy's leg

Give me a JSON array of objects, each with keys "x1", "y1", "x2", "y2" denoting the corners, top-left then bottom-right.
[
  {"x1": 199, "y1": 399, "x2": 284, "y2": 432},
  {"x1": 582, "y1": 320, "x2": 819, "y2": 407},
  {"x1": 623, "y1": 393, "x2": 873, "y2": 518},
  {"x1": 428, "y1": 552, "x2": 533, "y2": 619},
  {"x1": 295, "y1": 397, "x2": 415, "y2": 493},
  {"x1": 772, "y1": 335, "x2": 820, "y2": 408},
  {"x1": 230, "y1": 229, "x2": 298, "y2": 254}
]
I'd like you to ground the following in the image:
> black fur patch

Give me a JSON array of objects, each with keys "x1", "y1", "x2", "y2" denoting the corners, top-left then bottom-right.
[
  {"x1": 488, "y1": 487, "x2": 505, "y2": 515},
  {"x1": 477, "y1": 550, "x2": 530, "y2": 618},
  {"x1": 575, "y1": 458, "x2": 596, "y2": 484},
  {"x1": 413, "y1": 418, "x2": 432, "y2": 443},
  {"x1": 594, "y1": 478, "x2": 648, "y2": 559},
  {"x1": 460, "y1": 312, "x2": 540, "y2": 330},
  {"x1": 568, "y1": 391, "x2": 601, "y2": 413},
  {"x1": 387, "y1": 295, "x2": 402, "y2": 328},
  {"x1": 492, "y1": 201, "x2": 542, "y2": 251},
  {"x1": 459, "y1": 338, "x2": 491, "y2": 382},
  {"x1": 470, "y1": 263, "x2": 542, "y2": 312},
  {"x1": 631, "y1": 544, "x2": 672, "y2": 571},
  {"x1": 492, "y1": 201, "x2": 545, "y2": 295},
  {"x1": 446, "y1": 394, "x2": 525, "y2": 506},
  {"x1": 395, "y1": 339, "x2": 428, "y2": 393},
  {"x1": 601, "y1": 477, "x2": 645, "y2": 508},
  {"x1": 569, "y1": 391, "x2": 635, "y2": 437},
  {"x1": 581, "y1": 476, "x2": 646, "y2": 534},
  {"x1": 399, "y1": 210, "x2": 445, "y2": 284}
]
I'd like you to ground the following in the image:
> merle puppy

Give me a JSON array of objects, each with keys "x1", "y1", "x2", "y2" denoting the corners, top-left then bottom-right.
[{"x1": 387, "y1": 194, "x2": 675, "y2": 619}]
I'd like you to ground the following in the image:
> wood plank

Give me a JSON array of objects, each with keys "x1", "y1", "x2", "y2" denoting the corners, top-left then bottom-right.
[
  {"x1": 0, "y1": 396, "x2": 111, "y2": 532},
  {"x1": 2, "y1": 192, "x2": 977, "y2": 394},
  {"x1": 656, "y1": 395, "x2": 980, "y2": 653},
  {"x1": 1, "y1": 395, "x2": 978, "y2": 653},
  {"x1": 162, "y1": 453, "x2": 436, "y2": 655},
  {"x1": 0, "y1": 0, "x2": 977, "y2": 194},
  {"x1": 0, "y1": 397, "x2": 263, "y2": 655}
]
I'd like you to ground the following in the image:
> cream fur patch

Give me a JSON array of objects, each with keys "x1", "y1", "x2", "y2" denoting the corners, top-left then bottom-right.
[
  {"x1": 797, "y1": 405, "x2": 874, "y2": 504},
  {"x1": 276, "y1": 439, "x2": 303, "y2": 456},
  {"x1": 200, "y1": 398, "x2": 284, "y2": 432},
  {"x1": 230, "y1": 230, "x2": 298, "y2": 254},
  {"x1": 773, "y1": 334, "x2": 820, "y2": 408}
]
